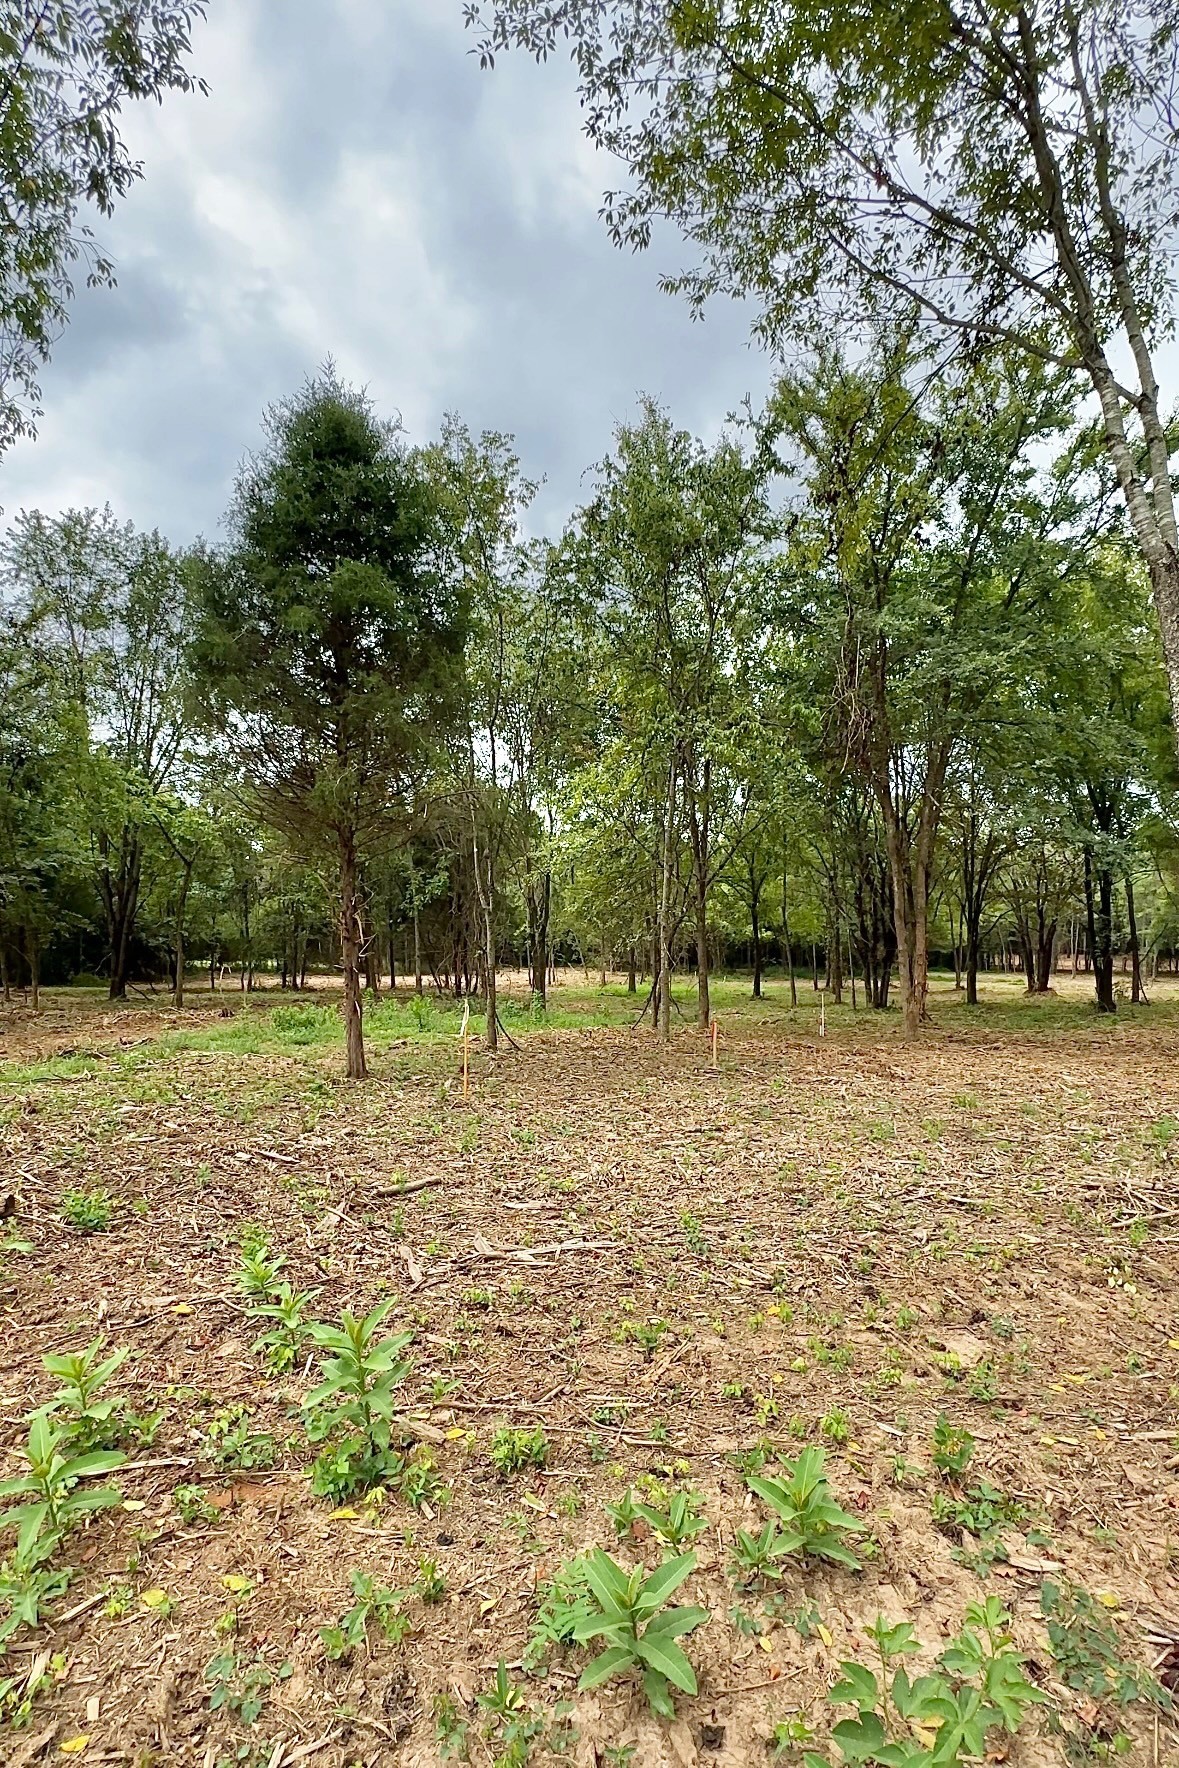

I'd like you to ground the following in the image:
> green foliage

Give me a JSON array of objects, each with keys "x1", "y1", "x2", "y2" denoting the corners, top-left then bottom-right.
[
  {"x1": 433, "y1": 1690, "x2": 470, "y2": 1760},
  {"x1": 303, "y1": 1300, "x2": 413, "y2": 1499},
  {"x1": 0, "y1": 1412, "x2": 124, "y2": 1562},
  {"x1": 199, "y1": 1407, "x2": 277, "y2": 1473},
  {"x1": 415, "y1": 1556, "x2": 446, "y2": 1604},
  {"x1": 204, "y1": 1650, "x2": 291, "y2": 1725},
  {"x1": 0, "y1": 1551, "x2": 71, "y2": 1648},
  {"x1": 524, "y1": 1556, "x2": 595, "y2": 1674},
  {"x1": 931, "y1": 1417, "x2": 975, "y2": 1477},
  {"x1": 743, "y1": 1446, "x2": 863, "y2": 1572},
  {"x1": 489, "y1": 1425, "x2": 548, "y2": 1477},
  {"x1": 571, "y1": 1548, "x2": 710, "y2": 1718},
  {"x1": 814, "y1": 1599, "x2": 1045, "y2": 1767},
  {"x1": 930, "y1": 1480, "x2": 1023, "y2": 1540},
  {"x1": 59, "y1": 1188, "x2": 114, "y2": 1232},
  {"x1": 249, "y1": 1280, "x2": 318, "y2": 1377},
  {"x1": 173, "y1": 1483, "x2": 219, "y2": 1526},
  {"x1": 319, "y1": 1569, "x2": 410, "y2": 1660},
  {"x1": 38, "y1": 1339, "x2": 129, "y2": 1451},
  {"x1": 235, "y1": 1241, "x2": 287, "y2": 1303},
  {"x1": 1041, "y1": 1580, "x2": 1171, "y2": 1709},
  {"x1": 623, "y1": 1486, "x2": 708, "y2": 1547}
]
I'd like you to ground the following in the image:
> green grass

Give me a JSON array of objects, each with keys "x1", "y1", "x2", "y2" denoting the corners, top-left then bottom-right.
[{"x1": 5, "y1": 971, "x2": 1178, "y2": 1095}]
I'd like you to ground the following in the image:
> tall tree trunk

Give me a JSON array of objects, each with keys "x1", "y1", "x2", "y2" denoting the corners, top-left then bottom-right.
[
  {"x1": 26, "y1": 931, "x2": 39, "y2": 1011},
  {"x1": 657, "y1": 754, "x2": 676, "y2": 1045},
  {"x1": 1126, "y1": 874, "x2": 1144, "y2": 1005},
  {"x1": 173, "y1": 859, "x2": 193, "y2": 1010},
  {"x1": 750, "y1": 873, "x2": 763, "y2": 1000},
  {"x1": 1084, "y1": 848, "x2": 1115, "y2": 1014},
  {"x1": 782, "y1": 865, "x2": 797, "y2": 1007},
  {"x1": 484, "y1": 898, "x2": 498, "y2": 1052},
  {"x1": 338, "y1": 832, "x2": 367, "y2": 1079},
  {"x1": 412, "y1": 883, "x2": 423, "y2": 996},
  {"x1": 626, "y1": 946, "x2": 637, "y2": 994}
]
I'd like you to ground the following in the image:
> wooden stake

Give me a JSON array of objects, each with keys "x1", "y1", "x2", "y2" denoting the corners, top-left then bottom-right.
[
  {"x1": 710, "y1": 1017, "x2": 718, "y2": 1069},
  {"x1": 460, "y1": 1000, "x2": 470, "y2": 1100}
]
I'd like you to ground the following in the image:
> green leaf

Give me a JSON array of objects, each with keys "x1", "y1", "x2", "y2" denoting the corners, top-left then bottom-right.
[
  {"x1": 577, "y1": 1643, "x2": 634, "y2": 1690},
  {"x1": 635, "y1": 1630, "x2": 697, "y2": 1693},
  {"x1": 643, "y1": 1604, "x2": 710, "y2": 1640},
  {"x1": 829, "y1": 1662, "x2": 879, "y2": 1712},
  {"x1": 635, "y1": 1550, "x2": 696, "y2": 1613},
  {"x1": 641, "y1": 1665, "x2": 675, "y2": 1718}
]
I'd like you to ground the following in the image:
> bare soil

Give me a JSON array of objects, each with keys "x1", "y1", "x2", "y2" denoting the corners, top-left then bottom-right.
[{"x1": 1, "y1": 976, "x2": 1177, "y2": 1767}]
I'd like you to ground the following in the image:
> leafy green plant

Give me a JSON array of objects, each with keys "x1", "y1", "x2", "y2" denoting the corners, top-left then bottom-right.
[
  {"x1": 571, "y1": 1548, "x2": 710, "y2": 1718},
  {"x1": 525, "y1": 1556, "x2": 595, "y2": 1674},
  {"x1": 249, "y1": 1280, "x2": 318, "y2": 1376},
  {"x1": 930, "y1": 1480, "x2": 1023, "y2": 1539},
  {"x1": 0, "y1": 1413, "x2": 124, "y2": 1560},
  {"x1": 1041, "y1": 1579, "x2": 1171, "y2": 1708},
  {"x1": 433, "y1": 1690, "x2": 470, "y2": 1760},
  {"x1": 319, "y1": 1569, "x2": 410, "y2": 1660},
  {"x1": 173, "y1": 1482, "x2": 219, "y2": 1526},
  {"x1": 616, "y1": 1317, "x2": 669, "y2": 1358},
  {"x1": 931, "y1": 1416, "x2": 974, "y2": 1477},
  {"x1": 627, "y1": 1486, "x2": 708, "y2": 1547},
  {"x1": 812, "y1": 1598, "x2": 1045, "y2": 1767},
  {"x1": 204, "y1": 1649, "x2": 291, "y2": 1724},
  {"x1": 0, "y1": 1548, "x2": 71, "y2": 1647},
  {"x1": 199, "y1": 1407, "x2": 278, "y2": 1473},
  {"x1": 744, "y1": 1446, "x2": 863, "y2": 1572},
  {"x1": 235, "y1": 1241, "x2": 287, "y2": 1303},
  {"x1": 304, "y1": 1301, "x2": 413, "y2": 1500},
  {"x1": 490, "y1": 1425, "x2": 548, "y2": 1477},
  {"x1": 59, "y1": 1187, "x2": 114, "y2": 1232},
  {"x1": 416, "y1": 1556, "x2": 446, "y2": 1604},
  {"x1": 475, "y1": 1660, "x2": 545, "y2": 1764},
  {"x1": 38, "y1": 1339, "x2": 129, "y2": 1451}
]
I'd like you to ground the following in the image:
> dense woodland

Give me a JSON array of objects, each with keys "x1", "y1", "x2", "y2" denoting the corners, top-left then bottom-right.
[{"x1": 2, "y1": 351, "x2": 1177, "y2": 1071}]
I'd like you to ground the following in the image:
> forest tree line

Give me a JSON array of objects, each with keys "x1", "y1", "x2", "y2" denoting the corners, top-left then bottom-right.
[{"x1": 2, "y1": 334, "x2": 1177, "y2": 1074}]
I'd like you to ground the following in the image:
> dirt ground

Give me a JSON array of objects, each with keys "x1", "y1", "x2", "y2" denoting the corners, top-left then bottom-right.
[{"x1": 1, "y1": 974, "x2": 1178, "y2": 1768}]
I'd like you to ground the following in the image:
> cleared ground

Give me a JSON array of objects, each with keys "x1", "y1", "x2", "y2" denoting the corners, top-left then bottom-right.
[{"x1": 1, "y1": 972, "x2": 1177, "y2": 1766}]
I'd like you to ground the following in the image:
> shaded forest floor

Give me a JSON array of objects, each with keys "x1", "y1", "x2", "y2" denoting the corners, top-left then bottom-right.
[{"x1": 1, "y1": 973, "x2": 1178, "y2": 1766}]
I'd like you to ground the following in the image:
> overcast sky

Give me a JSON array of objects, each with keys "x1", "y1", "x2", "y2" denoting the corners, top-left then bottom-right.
[{"x1": 0, "y1": 1, "x2": 768, "y2": 546}]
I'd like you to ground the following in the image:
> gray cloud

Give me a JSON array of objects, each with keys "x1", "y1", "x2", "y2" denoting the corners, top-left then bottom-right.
[{"x1": 0, "y1": 1, "x2": 770, "y2": 545}]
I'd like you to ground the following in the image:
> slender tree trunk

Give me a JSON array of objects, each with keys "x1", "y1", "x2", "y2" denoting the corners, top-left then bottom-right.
[
  {"x1": 782, "y1": 865, "x2": 797, "y2": 1006},
  {"x1": 847, "y1": 927, "x2": 857, "y2": 1011},
  {"x1": 338, "y1": 832, "x2": 367, "y2": 1079},
  {"x1": 626, "y1": 946, "x2": 637, "y2": 994},
  {"x1": 1, "y1": 945, "x2": 9, "y2": 1003},
  {"x1": 412, "y1": 889, "x2": 423, "y2": 996},
  {"x1": 965, "y1": 909, "x2": 981, "y2": 1007},
  {"x1": 27, "y1": 932, "x2": 39, "y2": 1011},
  {"x1": 173, "y1": 860, "x2": 193, "y2": 1010},
  {"x1": 1126, "y1": 873, "x2": 1143, "y2": 1005},
  {"x1": 484, "y1": 898, "x2": 498, "y2": 1052},
  {"x1": 751, "y1": 876, "x2": 762, "y2": 1000},
  {"x1": 1084, "y1": 849, "x2": 1115, "y2": 1014},
  {"x1": 657, "y1": 754, "x2": 676, "y2": 1045}
]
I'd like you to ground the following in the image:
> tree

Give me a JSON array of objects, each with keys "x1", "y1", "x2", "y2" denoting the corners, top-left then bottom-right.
[
  {"x1": 418, "y1": 416, "x2": 543, "y2": 1048},
  {"x1": 574, "y1": 398, "x2": 770, "y2": 1034},
  {"x1": 470, "y1": 1, "x2": 1179, "y2": 757},
  {"x1": 4, "y1": 505, "x2": 192, "y2": 997},
  {"x1": 190, "y1": 371, "x2": 467, "y2": 1079},
  {"x1": 0, "y1": 2, "x2": 206, "y2": 451},
  {"x1": 773, "y1": 336, "x2": 1084, "y2": 1035}
]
